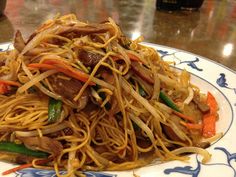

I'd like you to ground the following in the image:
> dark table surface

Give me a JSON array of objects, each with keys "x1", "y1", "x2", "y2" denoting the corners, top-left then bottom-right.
[{"x1": 0, "y1": 0, "x2": 236, "y2": 71}]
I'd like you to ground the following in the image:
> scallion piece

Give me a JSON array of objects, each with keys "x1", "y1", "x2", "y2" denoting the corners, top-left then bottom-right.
[
  {"x1": 48, "y1": 97, "x2": 62, "y2": 123},
  {"x1": 159, "y1": 91, "x2": 181, "y2": 112},
  {"x1": 0, "y1": 142, "x2": 49, "y2": 158}
]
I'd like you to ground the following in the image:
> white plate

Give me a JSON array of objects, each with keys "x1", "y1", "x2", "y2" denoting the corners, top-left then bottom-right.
[{"x1": 0, "y1": 42, "x2": 235, "y2": 177}]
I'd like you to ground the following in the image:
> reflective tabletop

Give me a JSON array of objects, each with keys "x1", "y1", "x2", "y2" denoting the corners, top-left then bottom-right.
[{"x1": 0, "y1": 0, "x2": 235, "y2": 70}]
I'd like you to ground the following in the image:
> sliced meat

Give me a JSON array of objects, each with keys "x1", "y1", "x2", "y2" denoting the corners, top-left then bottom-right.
[
  {"x1": 26, "y1": 32, "x2": 37, "y2": 44},
  {"x1": 90, "y1": 34, "x2": 104, "y2": 43},
  {"x1": 131, "y1": 61, "x2": 154, "y2": 84},
  {"x1": 79, "y1": 50, "x2": 103, "y2": 67},
  {"x1": 14, "y1": 30, "x2": 26, "y2": 52},
  {"x1": 18, "y1": 136, "x2": 63, "y2": 157},
  {"x1": 163, "y1": 124, "x2": 182, "y2": 142},
  {"x1": 48, "y1": 74, "x2": 89, "y2": 110},
  {"x1": 82, "y1": 100, "x2": 99, "y2": 115},
  {"x1": 56, "y1": 23, "x2": 114, "y2": 37},
  {"x1": 63, "y1": 127, "x2": 74, "y2": 136},
  {"x1": 193, "y1": 95, "x2": 210, "y2": 113}
]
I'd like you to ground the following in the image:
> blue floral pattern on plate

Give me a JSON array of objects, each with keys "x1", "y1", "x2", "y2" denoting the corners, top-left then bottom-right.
[
  {"x1": 164, "y1": 147, "x2": 236, "y2": 177},
  {"x1": 216, "y1": 73, "x2": 236, "y2": 94},
  {"x1": 157, "y1": 49, "x2": 203, "y2": 71},
  {"x1": 15, "y1": 168, "x2": 116, "y2": 177},
  {"x1": 0, "y1": 42, "x2": 236, "y2": 177}
]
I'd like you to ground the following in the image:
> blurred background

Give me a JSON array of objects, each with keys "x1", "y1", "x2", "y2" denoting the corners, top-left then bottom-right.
[{"x1": 0, "y1": 0, "x2": 236, "y2": 70}]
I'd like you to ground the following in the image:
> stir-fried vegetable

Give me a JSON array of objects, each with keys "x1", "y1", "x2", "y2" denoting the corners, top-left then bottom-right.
[
  {"x1": 0, "y1": 83, "x2": 8, "y2": 94},
  {"x1": 0, "y1": 80, "x2": 21, "y2": 94},
  {"x1": 138, "y1": 84, "x2": 147, "y2": 97},
  {"x1": 0, "y1": 80, "x2": 21, "y2": 87},
  {"x1": 202, "y1": 92, "x2": 218, "y2": 138},
  {"x1": 48, "y1": 97, "x2": 62, "y2": 123},
  {"x1": 180, "y1": 121, "x2": 202, "y2": 130},
  {"x1": 173, "y1": 111, "x2": 194, "y2": 122},
  {"x1": 0, "y1": 142, "x2": 49, "y2": 158},
  {"x1": 159, "y1": 91, "x2": 181, "y2": 112},
  {"x1": 28, "y1": 59, "x2": 95, "y2": 85}
]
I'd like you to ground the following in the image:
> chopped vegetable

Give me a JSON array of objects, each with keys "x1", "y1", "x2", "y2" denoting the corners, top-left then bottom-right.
[
  {"x1": 0, "y1": 80, "x2": 21, "y2": 87},
  {"x1": 202, "y1": 92, "x2": 218, "y2": 138},
  {"x1": 138, "y1": 84, "x2": 147, "y2": 97},
  {"x1": 2, "y1": 164, "x2": 33, "y2": 175},
  {"x1": 28, "y1": 63, "x2": 55, "y2": 70},
  {"x1": 131, "y1": 61, "x2": 154, "y2": 84},
  {"x1": 48, "y1": 97, "x2": 62, "y2": 123},
  {"x1": 202, "y1": 114, "x2": 216, "y2": 138},
  {"x1": 159, "y1": 91, "x2": 181, "y2": 112},
  {"x1": 180, "y1": 121, "x2": 202, "y2": 130},
  {"x1": 173, "y1": 111, "x2": 194, "y2": 122},
  {"x1": 206, "y1": 92, "x2": 218, "y2": 114},
  {"x1": 0, "y1": 83, "x2": 8, "y2": 94},
  {"x1": 2, "y1": 158, "x2": 51, "y2": 175},
  {"x1": 0, "y1": 142, "x2": 49, "y2": 158},
  {"x1": 131, "y1": 120, "x2": 141, "y2": 132},
  {"x1": 0, "y1": 80, "x2": 21, "y2": 94},
  {"x1": 28, "y1": 59, "x2": 95, "y2": 85},
  {"x1": 92, "y1": 85, "x2": 111, "y2": 110}
]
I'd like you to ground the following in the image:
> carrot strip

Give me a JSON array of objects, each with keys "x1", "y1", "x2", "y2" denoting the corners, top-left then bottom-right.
[
  {"x1": 2, "y1": 163, "x2": 33, "y2": 175},
  {"x1": 28, "y1": 63, "x2": 56, "y2": 70},
  {"x1": 202, "y1": 92, "x2": 218, "y2": 138},
  {"x1": 206, "y1": 92, "x2": 218, "y2": 114},
  {"x1": 0, "y1": 83, "x2": 9, "y2": 94},
  {"x1": 2, "y1": 158, "x2": 51, "y2": 175},
  {"x1": 180, "y1": 121, "x2": 202, "y2": 130},
  {"x1": 173, "y1": 111, "x2": 194, "y2": 122},
  {"x1": 0, "y1": 80, "x2": 21, "y2": 94},
  {"x1": 43, "y1": 59, "x2": 95, "y2": 85},
  {"x1": 28, "y1": 61, "x2": 95, "y2": 85},
  {"x1": 0, "y1": 80, "x2": 21, "y2": 87},
  {"x1": 202, "y1": 114, "x2": 216, "y2": 138}
]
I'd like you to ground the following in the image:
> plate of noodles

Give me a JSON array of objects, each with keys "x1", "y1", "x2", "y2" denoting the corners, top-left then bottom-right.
[{"x1": 0, "y1": 14, "x2": 235, "y2": 177}]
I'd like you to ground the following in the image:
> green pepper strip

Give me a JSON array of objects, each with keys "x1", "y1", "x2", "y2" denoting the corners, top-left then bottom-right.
[
  {"x1": 0, "y1": 142, "x2": 49, "y2": 158},
  {"x1": 138, "y1": 84, "x2": 147, "y2": 97},
  {"x1": 159, "y1": 91, "x2": 181, "y2": 112},
  {"x1": 48, "y1": 97, "x2": 62, "y2": 123}
]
